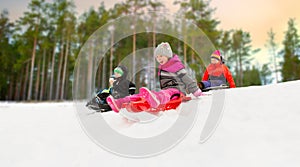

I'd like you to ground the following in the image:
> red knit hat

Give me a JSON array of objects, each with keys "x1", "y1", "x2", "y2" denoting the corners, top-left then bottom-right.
[{"x1": 211, "y1": 50, "x2": 221, "y2": 61}]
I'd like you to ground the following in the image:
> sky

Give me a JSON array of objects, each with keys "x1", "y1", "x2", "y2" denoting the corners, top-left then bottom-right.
[
  {"x1": 210, "y1": 0, "x2": 300, "y2": 63},
  {"x1": 1, "y1": 0, "x2": 300, "y2": 65}
]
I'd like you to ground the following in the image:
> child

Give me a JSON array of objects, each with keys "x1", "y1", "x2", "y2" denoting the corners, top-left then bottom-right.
[
  {"x1": 86, "y1": 65, "x2": 136, "y2": 112},
  {"x1": 111, "y1": 65, "x2": 136, "y2": 99},
  {"x1": 198, "y1": 50, "x2": 236, "y2": 90},
  {"x1": 106, "y1": 42, "x2": 203, "y2": 113}
]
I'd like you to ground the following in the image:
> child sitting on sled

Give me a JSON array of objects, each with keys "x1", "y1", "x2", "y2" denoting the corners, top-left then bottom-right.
[
  {"x1": 198, "y1": 50, "x2": 236, "y2": 90},
  {"x1": 86, "y1": 65, "x2": 136, "y2": 112},
  {"x1": 111, "y1": 65, "x2": 136, "y2": 98},
  {"x1": 106, "y1": 42, "x2": 203, "y2": 113}
]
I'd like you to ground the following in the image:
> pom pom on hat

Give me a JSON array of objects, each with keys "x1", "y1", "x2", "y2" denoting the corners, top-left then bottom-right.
[
  {"x1": 154, "y1": 42, "x2": 173, "y2": 58},
  {"x1": 211, "y1": 50, "x2": 221, "y2": 61}
]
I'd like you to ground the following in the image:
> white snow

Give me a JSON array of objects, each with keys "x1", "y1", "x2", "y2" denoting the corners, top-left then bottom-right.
[{"x1": 1, "y1": 80, "x2": 300, "y2": 167}]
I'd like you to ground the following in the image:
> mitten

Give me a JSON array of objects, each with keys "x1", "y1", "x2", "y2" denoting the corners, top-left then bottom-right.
[{"x1": 193, "y1": 89, "x2": 203, "y2": 97}]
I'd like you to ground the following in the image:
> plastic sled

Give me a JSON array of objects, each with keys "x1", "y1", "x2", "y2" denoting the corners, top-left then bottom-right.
[
  {"x1": 202, "y1": 85, "x2": 229, "y2": 92},
  {"x1": 121, "y1": 94, "x2": 192, "y2": 113},
  {"x1": 86, "y1": 96, "x2": 112, "y2": 112},
  {"x1": 86, "y1": 103, "x2": 112, "y2": 112}
]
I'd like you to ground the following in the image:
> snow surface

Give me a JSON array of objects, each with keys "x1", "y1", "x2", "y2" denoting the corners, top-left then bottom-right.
[{"x1": 1, "y1": 80, "x2": 300, "y2": 167}]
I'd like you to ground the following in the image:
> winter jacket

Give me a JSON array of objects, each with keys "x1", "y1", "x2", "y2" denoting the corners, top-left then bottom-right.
[
  {"x1": 111, "y1": 65, "x2": 136, "y2": 98},
  {"x1": 202, "y1": 62, "x2": 236, "y2": 88},
  {"x1": 158, "y1": 55, "x2": 199, "y2": 94}
]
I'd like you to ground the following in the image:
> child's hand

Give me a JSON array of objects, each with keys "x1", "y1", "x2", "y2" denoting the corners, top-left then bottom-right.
[
  {"x1": 109, "y1": 78, "x2": 115, "y2": 86},
  {"x1": 192, "y1": 89, "x2": 203, "y2": 97}
]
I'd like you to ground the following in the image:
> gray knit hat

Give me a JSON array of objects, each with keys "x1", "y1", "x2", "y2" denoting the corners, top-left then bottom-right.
[{"x1": 154, "y1": 42, "x2": 173, "y2": 58}]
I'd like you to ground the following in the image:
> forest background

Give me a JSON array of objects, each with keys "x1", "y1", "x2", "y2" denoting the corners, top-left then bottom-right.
[{"x1": 1, "y1": 0, "x2": 300, "y2": 101}]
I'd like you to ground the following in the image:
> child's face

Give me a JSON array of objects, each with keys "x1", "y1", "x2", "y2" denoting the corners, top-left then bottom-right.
[
  {"x1": 114, "y1": 73, "x2": 121, "y2": 78},
  {"x1": 156, "y1": 55, "x2": 169, "y2": 65},
  {"x1": 113, "y1": 67, "x2": 123, "y2": 78},
  {"x1": 211, "y1": 58, "x2": 219, "y2": 64}
]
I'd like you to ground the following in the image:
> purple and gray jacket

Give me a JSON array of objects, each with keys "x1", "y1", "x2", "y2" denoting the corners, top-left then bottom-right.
[{"x1": 158, "y1": 55, "x2": 199, "y2": 94}]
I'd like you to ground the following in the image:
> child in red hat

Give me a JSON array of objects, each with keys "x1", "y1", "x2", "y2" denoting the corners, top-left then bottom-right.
[{"x1": 198, "y1": 50, "x2": 236, "y2": 90}]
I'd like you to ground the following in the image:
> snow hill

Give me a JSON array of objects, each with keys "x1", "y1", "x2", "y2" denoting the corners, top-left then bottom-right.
[{"x1": 1, "y1": 80, "x2": 300, "y2": 167}]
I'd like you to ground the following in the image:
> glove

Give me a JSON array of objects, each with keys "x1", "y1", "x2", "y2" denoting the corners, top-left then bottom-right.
[
  {"x1": 193, "y1": 89, "x2": 203, "y2": 97},
  {"x1": 197, "y1": 82, "x2": 204, "y2": 90}
]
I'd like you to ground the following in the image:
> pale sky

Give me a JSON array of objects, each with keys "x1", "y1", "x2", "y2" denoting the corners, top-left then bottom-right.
[
  {"x1": 211, "y1": 0, "x2": 300, "y2": 49},
  {"x1": 1, "y1": 0, "x2": 300, "y2": 65}
]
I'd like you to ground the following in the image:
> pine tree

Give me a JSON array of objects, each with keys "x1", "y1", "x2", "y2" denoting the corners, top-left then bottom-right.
[
  {"x1": 37, "y1": 2, "x2": 55, "y2": 101},
  {"x1": 52, "y1": 0, "x2": 76, "y2": 100},
  {"x1": 0, "y1": 9, "x2": 15, "y2": 100},
  {"x1": 77, "y1": 3, "x2": 110, "y2": 92},
  {"x1": 230, "y1": 29, "x2": 255, "y2": 86},
  {"x1": 281, "y1": 18, "x2": 300, "y2": 81},
  {"x1": 174, "y1": 0, "x2": 221, "y2": 82},
  {"x1": 147, "y1": 0, "x2": 164, "y2": 89},
  {"x1": 242, "y1": 66, "x2": 261, "y2": 86},
  {"x1": 175, "y1": 0, "x2": 221, "y2": 47},
  {"x1": 219, "y1": 30, "x2": 232, "y2": 61},
  {"x1": 16, "y1": 0, "x2": 47, "y2": 100},
  {"x1": 260, "y1": 64, "x2": 273, "y2": 85},
  {"x1": 47, "y1": 1, "x2": 60, "y2": 100},
  {"x1": 126, "y1": 0, "x2": 147, "y2": 87}
]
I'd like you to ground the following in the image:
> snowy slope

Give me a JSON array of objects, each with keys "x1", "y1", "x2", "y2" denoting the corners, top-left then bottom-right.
[{"x1": 1, "y1": 81, "x2": 300, "y2": 167}]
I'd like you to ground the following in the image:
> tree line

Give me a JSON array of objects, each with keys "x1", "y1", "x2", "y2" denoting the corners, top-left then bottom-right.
[{"x1": 1, "y1": 0, "x2": 300, "y2": 101}]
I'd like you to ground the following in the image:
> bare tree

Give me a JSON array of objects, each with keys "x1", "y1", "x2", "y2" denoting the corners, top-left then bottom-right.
[{"x1": 265, "y1": 28, "x2": 279, "y2": 83}]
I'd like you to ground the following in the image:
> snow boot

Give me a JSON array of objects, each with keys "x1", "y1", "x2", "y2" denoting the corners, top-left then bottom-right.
[
  {"x1": 106, "y1": 96, "x2": 130, "y2": 113},
  {"x1": 139, "y1": 87, "x2": 160, "y2": 108}
]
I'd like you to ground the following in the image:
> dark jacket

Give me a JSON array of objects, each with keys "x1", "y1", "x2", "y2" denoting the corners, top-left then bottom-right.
[{"x1": 111, "y1": 65, "x2": 136, "y2": 98}]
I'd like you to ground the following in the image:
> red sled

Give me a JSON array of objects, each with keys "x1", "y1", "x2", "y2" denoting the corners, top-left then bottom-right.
[{"x1": 121, "y1": 93, "x2": 192, "y2": 113}]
